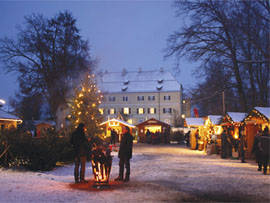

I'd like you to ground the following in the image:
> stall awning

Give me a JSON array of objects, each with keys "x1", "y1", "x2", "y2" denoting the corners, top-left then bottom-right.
[
  {"x1": 99, "y1": 118, "x2": 135, "y2": 128},
  {"x1": 0, "y1": 109, "x2": 22, "y2": 124}
]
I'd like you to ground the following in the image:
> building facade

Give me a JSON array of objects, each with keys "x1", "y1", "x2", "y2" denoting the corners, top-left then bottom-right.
[{"x1": 97, "y1": 68, "x2": 183, "y2": 126}]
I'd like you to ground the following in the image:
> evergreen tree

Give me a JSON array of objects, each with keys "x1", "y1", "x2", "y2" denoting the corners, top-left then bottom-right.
[{"x1": 69, "y1": 74, "x2": 104, "y2": 137}]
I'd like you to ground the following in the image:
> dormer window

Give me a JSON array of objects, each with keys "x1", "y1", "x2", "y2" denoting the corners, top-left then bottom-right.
[
  {"x1": 156, "y1": 85, "x2": 163, "y2": 90},
  {"x1": 124, "y1": 79, "x2": 130, "y2": 85},
  {"x1": 122, "y1": 86, "x2": 128, "y2": 91},
  {"x1": 157, "y1": 79, "x2": 163, "y2": 84}
]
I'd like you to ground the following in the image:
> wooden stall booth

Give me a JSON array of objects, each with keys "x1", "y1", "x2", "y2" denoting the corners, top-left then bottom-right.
[
  {"x1": 244, "y1": 107, "x2": 270, "y2": 158},
  {"x1": 136, "y1": 118, "x2": 170, "y2": 144},
  {"x1": 221, "y1": 112, "x2": 247, "y2": 157},
  {"x1": 184, "y1": 118, "x2": 205, "y2": 150},
  {"x1": 0, "y1": 109, "x2": 22, "y2": 132},
  {"x1": 99, "y1": 118, "x2": 135, "y2": 142}
]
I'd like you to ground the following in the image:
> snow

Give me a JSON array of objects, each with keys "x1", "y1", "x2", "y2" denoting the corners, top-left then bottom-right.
[
  {"x1": 208, "y1": 115, "x2": 222, "y2": 125},
  {"x1": 227, "y1": 112, "x2": 247, "y2": 123},
  {"x1": 97, "y1": 69, "x2": 180, "y2": 93},
  {"x1": 254, "y1": 107, "x2": 270, "y2": 119},
  {"x1": 185, "y1": 118, "x2": 204, "y2": 126},
  {"x1": 0, "y1": 109, "x2": 22, "y2": 121},
  {"x1": 0, "y1": 144, "x2": 269, "y2": 202}
]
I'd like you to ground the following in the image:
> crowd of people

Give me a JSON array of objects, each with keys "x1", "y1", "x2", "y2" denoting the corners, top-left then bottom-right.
[{"x1": 145, "y1": 129, "x2": 167, "y2": 144}]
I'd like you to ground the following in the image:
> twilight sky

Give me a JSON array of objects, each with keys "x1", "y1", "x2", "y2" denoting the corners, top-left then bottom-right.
[{"x1": 0, "y1": 0, "x2": 199, "y2": 103}]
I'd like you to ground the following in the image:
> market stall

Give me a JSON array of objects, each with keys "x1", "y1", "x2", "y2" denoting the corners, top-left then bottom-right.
[
  {"x1": 244, "y1": 107, "x2": 270, "y2": 158},
  {"x1": 136, "y1": 118, "x2": 170, "y2": 143}
]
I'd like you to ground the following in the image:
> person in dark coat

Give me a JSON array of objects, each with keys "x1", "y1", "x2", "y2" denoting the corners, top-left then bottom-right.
[
  {"x1": 115, "y1": 126, "x2": 133, "y2": 182},
  {"x1": 227, "y1": 130, "x2": 233, "y2": 158},
  {"x1": 70, "y1": 123, "x2": 90, "y2": 183},
  {"x1": 185, "y1": 131, "x2": 191, "y2": 147},
  {"x1": 195, "y1": 130, "x2": 199, "y2": 150},
  {"x1": 145, "y1": 129, "x2": 151, "y2": 144},
  {"x1": 110, "y1": 129, "x2": 116, "y2": 145},
  {"x1": 239, "y1": 131, "x2": 247, "y2": 163},
  {"x1": 252, "y1": 129, "x2": 263, "y2": 171},
  {"x1": 221, "y1": 129, "x2": 228, "y2": 159},
  {"x1": 259, "y1": 126, "x2": 269, "y2": 175}
]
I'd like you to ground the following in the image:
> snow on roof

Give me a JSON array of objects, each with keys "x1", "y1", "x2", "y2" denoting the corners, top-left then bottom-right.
[
  {"x1": 97, "y1": 69, "x2": 181, "y2": 93},
  {"x1": 254, "y1": 107, "x2": 270, "y2": 119},
  {"x1": 0, "y1": 109, "x2": 22, "y2": 122},
  {"x1": 99, "y1": 118, "x2": 135, "y2": 128},
  {"x1": 185, "y1": 118, "x2": 205, "y2": 126},
  {"x1": 227, "y1": 112, "x2": 247, "y2": 123},
  {"x1": 208, "y1": 115, "x2": 222, "y2": 125}
]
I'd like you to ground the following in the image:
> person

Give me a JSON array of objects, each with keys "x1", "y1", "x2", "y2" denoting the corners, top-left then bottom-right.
[
  {"x1": 259, "y1": 126, "x2": 269, "y2": 175},
  {"x1": 239, "y1": 131, "x2": 247, "y2": 163},
  {"x1": 115, "y1": 126, "x2": 133, "y2": 182},
  {"x1": 70, "y1": 123, "x2": 90, "y2": 183},
  {"x1": 185, "y1": 131, "x2": 191, "y2": 147},
  {"x1": 110, "y1": 129, "x2": 116, "y2": 145},
  {"x1": 252, "y1": 129, "x2": 263, "y2": 171},
  {"x1": 221, "y1": 129, "x2": 228, "y2": 159},
  {"x1": 227, "y1": 130, "x2": 233, "y2": 158},
  {"x1": 195, "y1": 130, "x2": 199, "y2": 150},
  {"x1": 145, "y1": 129, "x2": 151, "y2": 144}
]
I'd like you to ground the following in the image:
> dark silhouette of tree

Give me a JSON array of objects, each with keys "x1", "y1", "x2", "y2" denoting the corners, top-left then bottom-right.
[
  {"x1": 0, "y1": 11, "x2": 94, "y2": 129},
  {"x1": 166, "y1": 0, "x2": 269, "y2": 112}
]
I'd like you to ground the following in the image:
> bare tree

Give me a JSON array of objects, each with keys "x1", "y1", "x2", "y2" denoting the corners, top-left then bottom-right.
[
  {"x1": 166, "y1": 0, "x2": 269, "y2": 112},
  {"x1": 0, "y1": 11, "x2": 94, "y2": 129}
]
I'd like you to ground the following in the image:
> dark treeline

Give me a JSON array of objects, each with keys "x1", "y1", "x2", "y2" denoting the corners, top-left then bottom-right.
[{"x1": 166, "y1": 0, "x2": 270, "y2": 115}]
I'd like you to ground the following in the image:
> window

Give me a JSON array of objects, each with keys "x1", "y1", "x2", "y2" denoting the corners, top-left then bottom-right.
[
  {"x1": 148, "y1": 108, "x2": 156, "y2": 114},
  {"x1": 99, "y1": 108, "x2": 104, "y2": 115},
  {"x1": 109, "y1": 96, "x2": 115, "y2": 101},
  {"x1": 137, "y1": 96, "x2": 144, "y2": 101},
  {"x1": 148, "y1": 96, "x2": 155, "y2": 101},
  {"x1": 123, "y1": 107, "x2": 130, "y2": 115},
  {"x1": 137, "y1": 108, "x2": 144, "y2": 114},
  {"x1": 123, "y1": 96, "x2": 128, "y2": 101},
  {"x1": 163, "y1": 108, "x2": 172, "y2": 114},
  {"x1": 164, "y1": 95, "x2": 171, "y2": 101},
  {"x1": 109, "y1": 108, "x2": 116, "y2": 115}
]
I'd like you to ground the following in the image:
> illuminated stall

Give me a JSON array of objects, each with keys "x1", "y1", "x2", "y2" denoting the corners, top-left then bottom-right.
[
  {"x1": 136, "y1": 118, "x2": 170, "y2": 143},
  {"x1": 0, "y1": 109, "x2": 22, "y2": 132},
  {"x1": 184, "y1": 118, "x2": 205, "y2": 150},
  {"x1": 99, "y1": 118, "x2": 135, "y2": 142},
  {"x1": 244, "y1": 107, "x2": 270, "y2": 158},
  {"x1": 203, "y1": 115, "x2": 223, "y2": 152},
  {"x1": 221, "y1": 112, "x2": 247, "y2": 157}
]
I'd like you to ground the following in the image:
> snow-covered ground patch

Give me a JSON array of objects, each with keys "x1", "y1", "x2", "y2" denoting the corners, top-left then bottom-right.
[{"x1": 0, "y1": 144, "x2": 269, "y2": 202}]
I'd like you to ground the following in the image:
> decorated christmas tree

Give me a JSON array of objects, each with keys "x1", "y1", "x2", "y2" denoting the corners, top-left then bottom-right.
[{"x1": 69, "y1": 73, "x2": 104, "y2": 137}]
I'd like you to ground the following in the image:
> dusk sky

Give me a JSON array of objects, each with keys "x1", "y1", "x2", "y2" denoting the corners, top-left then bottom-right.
[{"x1": 0, "y1": 1, "x2": 199, "y2": 103}]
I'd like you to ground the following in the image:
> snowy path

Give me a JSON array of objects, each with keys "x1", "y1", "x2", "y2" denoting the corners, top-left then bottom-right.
[{"x1": 0, "y1": 144, "x2": 269, "y2": 202}]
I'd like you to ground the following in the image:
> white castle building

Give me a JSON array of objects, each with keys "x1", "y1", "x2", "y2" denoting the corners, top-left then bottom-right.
[{"x1": 97, "y1": 68, "x2": 183, "y2": 126}]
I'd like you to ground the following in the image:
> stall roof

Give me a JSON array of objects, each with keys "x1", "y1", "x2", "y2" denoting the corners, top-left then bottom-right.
[
  {"x1": 136, "y1": 118, "x2": 171, "y2": 127},
  {"x1": 208, "y1": 115, "x2": 222, "y2": 125},
  {"x1": 0, "y1": 109, "x2": 22, "y2": 123},
  {"x1": 227, "y1": 112, "x2": 247, "y2": 123},
  {"x1": 185, "y1": 118, "x2": 204, "y2": 126},
  {"x1": 254, "y1": 107, "x2": 270, "y2": 120},
  {"x1": 99, "y1": 118, "x2": 135, "y2": 128}
]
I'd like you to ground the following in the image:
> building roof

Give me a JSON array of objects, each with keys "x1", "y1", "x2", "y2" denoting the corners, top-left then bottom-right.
[
  {"x1": 136, "y1": 118, "x2": 171, "y2": 127},
  {"x1": 0, "y1": 109, "x2": 22, "y2": 123},
  {"x1": 185, "y1": 118, "x2": 205, "y2": 126},
  {"x1": 97, "y1": 68, "x2": 181, "y2": 93},
  {"x1": 208, "y1": 115, "x2": 223, "y2": 125},
  {"x1": 226, "y1": 112, "x2": 247, "y2": 123},
  {"x1": 254, "y1": 107, "x2": 270, "y2": 120}
]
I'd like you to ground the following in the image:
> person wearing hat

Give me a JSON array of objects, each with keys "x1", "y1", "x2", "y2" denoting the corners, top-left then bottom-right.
[{"x1": 70, "y1": 123, "x2": 89, "y2": 183}]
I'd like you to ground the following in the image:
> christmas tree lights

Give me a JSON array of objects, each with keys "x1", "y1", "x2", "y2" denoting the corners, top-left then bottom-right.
[{"x1": 69, "y1": 74, "x2": 104, "y2": 136}]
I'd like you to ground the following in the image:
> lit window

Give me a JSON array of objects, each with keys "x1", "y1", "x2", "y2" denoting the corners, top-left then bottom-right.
[
  {"x1": 110, "y1": 108, "x2": 115, "y2": 115},
  {"x1": 137, "y1": 96, "x2": 144, "y2": 101},
  {"x1": 137, "y1": 108, "x2": 144, "y2": 114},
  {"x1": 164, "y1": 95, "x2": 171, "y2": 101},
  {"x1": 109, "y1": 96, "x2": 115, "y2": 101},
  {"x1": 148, "y1": 96, "x2": 155, "y2": 101},
  {"x1": 149, "y1": 108, "x2": 156, "y2": 114},
  {"x1": 99, "y1": 108, "x2": 104, "y2": 115},
  {"x1": 123, "y1": 96, "x2": 128, "y2": 101},
  {"x1": 123, "y1": 107, "x2": 130, "y2": 114},
  {"x1": 163, "y1": 108, "x2": 172, "y2": 114}
]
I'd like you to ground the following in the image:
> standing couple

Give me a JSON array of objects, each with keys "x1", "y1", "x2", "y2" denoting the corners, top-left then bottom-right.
[{"x1": 70, "y1": 123, "x2": 133, "y2": 183}]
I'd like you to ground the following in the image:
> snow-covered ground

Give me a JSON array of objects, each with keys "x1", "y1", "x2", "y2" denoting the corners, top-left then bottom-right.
[{"x1": 0, "y1": 144, "x2": 269, "y2": 202}]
